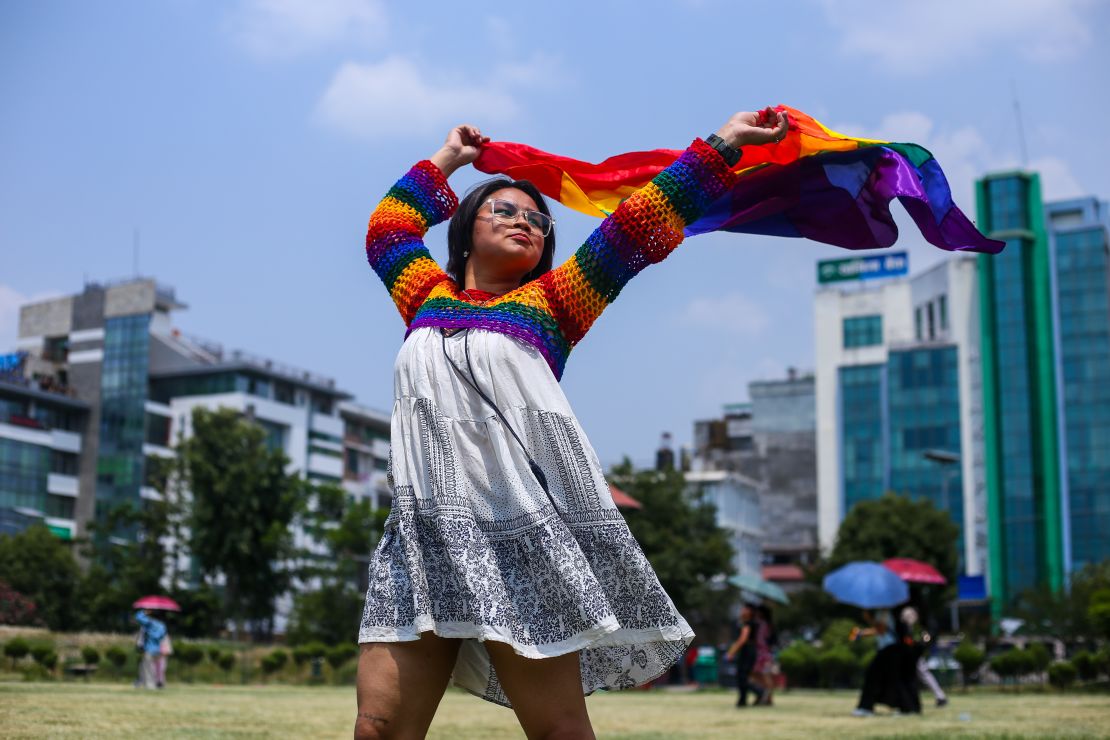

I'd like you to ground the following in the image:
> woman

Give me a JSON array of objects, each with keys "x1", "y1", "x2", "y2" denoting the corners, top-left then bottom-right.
[
  {"x1": 752, "y1": 604, "x2": 777, "y2": 706},
  {"x1": 724, "y1": 604, "x2": 763, "y2": 707},
  {"x1": 851, "y1": 608, "x2": 920, "y2": 716},
  {"x1": 356, "y1": 108, "x2": 789, "y2": 739}
]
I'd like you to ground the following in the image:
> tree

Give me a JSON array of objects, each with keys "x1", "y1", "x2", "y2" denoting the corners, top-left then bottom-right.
[
  {"x1": 1014, "y1": 560, "x2": 1110, "y2": 640},
  {"x1": 609, "y1": 460, "x2": 736, "y2": 636},
  {"x1": 183, "y1": 407, "x2": 302, "y2": 640},
  {"x1": 288, "y1": 484, "x2": 388, "y2": 646},
  {"x1": 829, "y1": 492, "x2": 960, "y2": 619},
  {"x1": 0, "y1": 525, "x2": 82, "y2": 630},
  {"x1": 77, "y1": 500, "x2": 173, "y2": 633}
]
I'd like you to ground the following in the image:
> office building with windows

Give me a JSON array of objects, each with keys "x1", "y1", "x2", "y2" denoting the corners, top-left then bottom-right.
[
  {"x1": 0, "y1": 363, "x2": 88, "y2": 539},
  {"x1": 814, "y1": 256, "x2": 986, "y2": 582},
  {"x1": 12, "y1": 278, "x2": 356, "y2": 547},
  {"x1": 977, "y1": 173, "x2": 1110, "y2": 611}
]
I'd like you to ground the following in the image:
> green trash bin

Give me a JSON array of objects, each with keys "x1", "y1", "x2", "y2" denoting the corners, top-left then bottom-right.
[{"x1": 693, "y1": 646, "x2": 718, "y2": 686}]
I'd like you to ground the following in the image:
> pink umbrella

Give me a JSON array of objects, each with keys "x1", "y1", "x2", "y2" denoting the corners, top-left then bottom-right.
[
  {"x1": 132, "y1": 595, "x2": 182, "y2": 612},
  {"x1": 882, "y1": 558, "x2": 947, "y2": 585}
]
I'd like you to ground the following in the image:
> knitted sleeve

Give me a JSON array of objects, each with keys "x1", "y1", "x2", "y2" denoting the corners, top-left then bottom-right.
[
  {"x1": 365, "y1": 160, "x2": 458, "y2": 325},
  {"x1": 538, "y1": 138, "x2": 738, "y2": 347}
]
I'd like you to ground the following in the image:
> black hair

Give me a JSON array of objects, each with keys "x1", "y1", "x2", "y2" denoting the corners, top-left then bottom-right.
[{"x1": 446, "y1": 177, "x2": 556, "y2": 287}]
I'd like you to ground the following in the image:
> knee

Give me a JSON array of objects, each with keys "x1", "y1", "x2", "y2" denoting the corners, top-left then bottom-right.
[
  {"x1": 535, "y1": 720, "x2": 596, "y2": 740},
  {"x1": 353, "y1": 713, "x2": 392, "y2": 740}
]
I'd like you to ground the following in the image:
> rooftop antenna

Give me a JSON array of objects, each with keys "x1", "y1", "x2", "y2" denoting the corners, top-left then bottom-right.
[
  {"x1": 132, "y1": 228, "x2": 140, "y2": 277},
  {"x1": 1011, "y1": 78, "x2": 1029, "y2": 168}
]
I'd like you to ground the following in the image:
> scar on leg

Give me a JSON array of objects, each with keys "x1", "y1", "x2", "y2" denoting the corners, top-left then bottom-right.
[{"x1": 357, "y1": 712, "x2": 391, "y2": 725}]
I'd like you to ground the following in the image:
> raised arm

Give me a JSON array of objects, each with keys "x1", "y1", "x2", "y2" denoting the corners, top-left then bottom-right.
[
  {"x1": 365, "y1": 126, "x2": 489, "y2": 325},
  {"x1": 538, "y1": 109, "x2": 789, "y2": 347}
]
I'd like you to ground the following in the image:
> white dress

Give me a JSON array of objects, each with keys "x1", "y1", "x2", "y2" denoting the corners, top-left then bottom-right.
[{"x1": 358, "y1": 326, "x2": 694, "y2": 707}]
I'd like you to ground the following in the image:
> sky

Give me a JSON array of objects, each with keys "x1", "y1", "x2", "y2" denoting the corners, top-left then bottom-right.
[{"x1": 3, "y1": 0, "x2": 1109, "y2": 469}]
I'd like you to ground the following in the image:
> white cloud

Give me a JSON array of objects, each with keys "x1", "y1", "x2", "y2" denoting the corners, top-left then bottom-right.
[
  {"x1": 228, "y1": 0, "x2": 387, "y2": 60},
  {"x1": 819, "y1": 0, "x2": 1095, "y2": 74},
  {"x1": 314, "y1": 57, "x2": 520, "y2": 139},
  {"x1": 831, "y1": 110, "x2": 1085, "y2": 208},
  {"x1": 678, "y1": 292, "x2": 770, "y2": 337}
]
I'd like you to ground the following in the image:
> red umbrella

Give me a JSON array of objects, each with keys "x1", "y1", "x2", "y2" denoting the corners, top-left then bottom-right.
[
  {"x1": 882, "y1": 558, "x2": 947, "y2": 585},
  {"x1": 132, "y1": 595, "x2": 182, "y2": 612}
]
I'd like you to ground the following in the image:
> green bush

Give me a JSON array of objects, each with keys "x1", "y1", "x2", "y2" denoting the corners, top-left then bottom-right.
[
  {"x1": 305, "y1": 641, "x2": 328, "y2": 660},
  {"x1": 954, "y1": 642, "x2": 985, "y2": 686},
  {"x1": 1072, "y1": 650, "x2": 1098, "y2": 682},
  {"x1": 1027, "y1": 643, "x2": 1051, "y2": 679},
  {"x1": 261, "y1": 653, "x2": 285, "y2": 676},
  {"x1": 817, "y1": 645, "x2": 859, "y2": 688},
  {"x1": 207, "y1": 647, "x2": 222, "y2": 663},
  {"x1": 292, "y1": 646, "x2": 312, "y2": 666},
  {"x1": 778, "y1": 642, "x2": 819, "y2": 688},
  {"x1": 990, "y1": 650, "x2": 1017, "y2": 683},
  {"x1": 105, "y1": 646, "x2": 128, "y2": 671},
  {"x1": 4, "y1": 637, "x2": 31, "y2": 666},
  {"x1": 1095, "y1": 646, "x2": 1110, "y2": 678},
  {"x1": 80, "y1": 646, "x2": 101, "y2": 666},
  {"x1": 326, "y1": 644, "x2": 357, "y2": 670},
  {"x1": 1048, "y1": 661, "x2": 1077, "y2": 689},
  {"x1": 216, "y1": 652, "x2": 235, "y2": 673},
  {"x1": 268, "y1": 649, "x2": 288, "y2": 670},
  {"x1": 30, "y1": 644, "x2": 54, "y2": 665},
  {"x1": 36, "y1": 649, "x2": 58, "y2": 671}
]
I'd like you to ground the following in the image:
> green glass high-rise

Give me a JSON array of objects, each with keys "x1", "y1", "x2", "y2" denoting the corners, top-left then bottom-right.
[{"x1": 977, "y1": 174, "x2": 1110, "y2": 613}]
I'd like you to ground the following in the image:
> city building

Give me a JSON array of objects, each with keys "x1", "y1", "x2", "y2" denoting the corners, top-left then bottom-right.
[
  {"x1": 813, "y1": 174, "x2": 1110, "y2": 614},
  {"x1": 684, "y1": 469, "x2": 763, "y2": 579},
  {"x1": 0, "y1": 358, "x2": 88, "y2": 539},
  {"x1": 692, "y1": 371, "x2": 818, "y2": 569},
  {"x1": 976, "y1": 173, "x2": 1110, "y2": 611},
  {"x1": 814, "y1": 255, "x2": 986, "y2": 584},
  {"x1": 339, "y1": 401, "x2": 392, "y2": 510},
  {"x1": 12, "y1": 277, "x2": 355, "y2": 547}
]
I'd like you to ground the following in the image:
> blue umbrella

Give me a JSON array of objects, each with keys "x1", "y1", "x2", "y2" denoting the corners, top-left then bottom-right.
[{"x1": 823, "y1": 561, "x2": 909, "y2": 609}]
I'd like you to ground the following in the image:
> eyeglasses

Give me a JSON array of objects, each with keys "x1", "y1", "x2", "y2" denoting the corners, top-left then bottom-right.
[{"x1": 485, "y1": 198, "x2": 554, "y2": 237}]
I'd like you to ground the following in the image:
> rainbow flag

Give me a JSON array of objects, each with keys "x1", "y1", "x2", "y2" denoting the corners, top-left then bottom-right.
[{"x1": 474, "y1": 105, "x2": 1003, "y2": 254}]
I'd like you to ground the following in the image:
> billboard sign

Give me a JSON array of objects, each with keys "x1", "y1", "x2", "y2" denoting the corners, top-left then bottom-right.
[{"x1": 817, "y1": 251, "x2": 908, "y2": 284}]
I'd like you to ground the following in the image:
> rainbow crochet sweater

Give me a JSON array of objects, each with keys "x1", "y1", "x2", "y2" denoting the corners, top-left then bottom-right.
[{"x1": 366, "y1": 138, "x2": 738, "y2": 379}]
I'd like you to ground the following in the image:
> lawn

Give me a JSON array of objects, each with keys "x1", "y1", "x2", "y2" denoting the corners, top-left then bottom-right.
[{"x1": 2, "y1": 682, "x2": 1109, "y2": 739}]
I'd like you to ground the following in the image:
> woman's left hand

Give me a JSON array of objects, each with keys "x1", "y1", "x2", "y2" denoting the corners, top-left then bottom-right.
[{"x1": 715, "y1": 108, "x2": 790, "y2": 148}]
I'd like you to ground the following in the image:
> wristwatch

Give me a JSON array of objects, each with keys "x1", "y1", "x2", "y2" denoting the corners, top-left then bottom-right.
[{"x1": 705, "y1": 133, "x2": 741, "y2": 167}]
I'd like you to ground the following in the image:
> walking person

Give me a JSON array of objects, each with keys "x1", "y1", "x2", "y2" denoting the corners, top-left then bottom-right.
[
  {"x1": 134, "y1": 609, "x2": 167, "y2": 690},
  {"x1": 355, "y1": 108, "x2": 789, "y2": 738},
  {"x1": 851, "y1": 608, "x2": 920, "y2": 716},
  {"x1": 751, "y1": 604, "x2": 777, "y2": 706},
  {"x1": 724, "y1": 604, "x2": 763, "y2": 707},
  {"x1": 901, "y1": 606, "x2": 947, "y2": 707}
]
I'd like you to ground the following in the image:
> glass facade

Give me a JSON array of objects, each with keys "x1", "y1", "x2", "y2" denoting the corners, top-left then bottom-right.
[
  {"x1": 96, "y1": 314, "x2": 151, "y2": 527},
  {"x1": 990, "y1": 235, "x2": 1042, "y2": 595},
  {"x1": 886, "y1": 347, "x2": 965, "y2": 559},
  {"x1": 1055, "y1": 225, "x2": 1110, "y2": 570},
  {"x1": 987, "y1": 177, "x2": 1029, "y2": 231},
  {"x1": 0, "y1": 438, "x2": 50, "y2": 513},
  {"x1": 843, "y1": 315, "x2": 883, "y2": 348},
  {"x1": 840, "y1": 364, "x2": 884, "y2": 514}
]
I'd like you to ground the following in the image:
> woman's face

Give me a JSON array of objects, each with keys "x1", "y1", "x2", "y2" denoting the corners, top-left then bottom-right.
[{"x1": 469, "y1": 187, "x2": 547, "y2": 281}]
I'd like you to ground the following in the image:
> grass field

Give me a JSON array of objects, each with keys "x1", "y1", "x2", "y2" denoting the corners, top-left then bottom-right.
[{"x1": 2, "y1": 682, "x2": 1109, "y2": 739}]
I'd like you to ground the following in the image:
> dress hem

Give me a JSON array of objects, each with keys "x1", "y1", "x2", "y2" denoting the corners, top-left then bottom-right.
[{"x1": 358, "y1": 620, "x2": 693, "y2": 661}]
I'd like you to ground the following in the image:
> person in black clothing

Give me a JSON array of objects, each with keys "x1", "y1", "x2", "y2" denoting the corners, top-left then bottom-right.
[
  {"x1": 851, "y1": 608, "x2": 921, "y2": 716},
  {"x1": 724, "y1": 604, "x2": 763, "y2": 707}
]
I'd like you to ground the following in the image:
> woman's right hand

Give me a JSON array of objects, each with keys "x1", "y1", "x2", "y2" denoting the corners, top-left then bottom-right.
[{"x1": 431, "y1": 124, "x2": 490, "y2": 177}]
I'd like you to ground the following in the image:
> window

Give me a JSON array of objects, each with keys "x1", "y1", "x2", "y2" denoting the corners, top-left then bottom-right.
[
  {"x1": 938, "y1": 295, "x2": 948, "y2": 331},
  {"x1": 915, "y1": 307, "x2": 923, "y2": 341},
  {"x1": 843, "y1": 315, "x2": 883, "y2": 348},
  {"x1": 927, "y1": 302, "x2": 935, "y2": 339}
]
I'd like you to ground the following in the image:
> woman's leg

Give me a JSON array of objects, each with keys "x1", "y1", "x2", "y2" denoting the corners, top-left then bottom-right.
[
  {"x1": 485, "y1": 641, "x2": 595, "y2": 740},
  {"x1": 354, "y1": 633, "x2": 461, "y2": 740}
]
